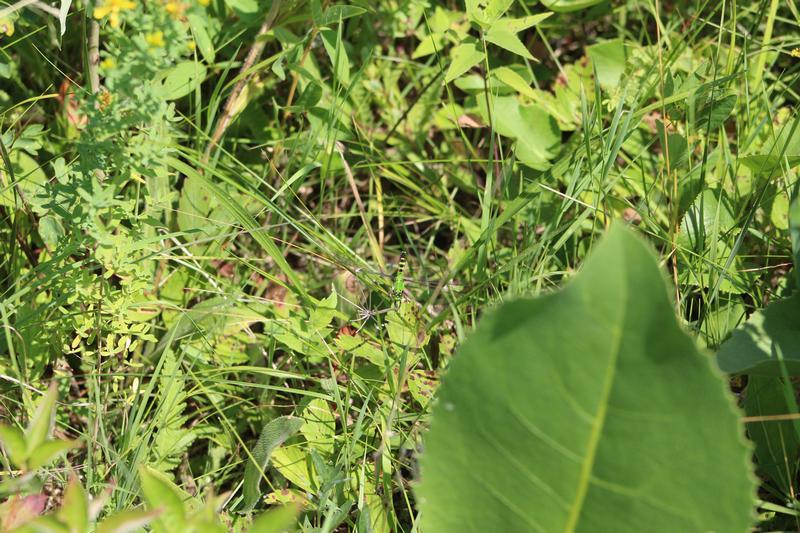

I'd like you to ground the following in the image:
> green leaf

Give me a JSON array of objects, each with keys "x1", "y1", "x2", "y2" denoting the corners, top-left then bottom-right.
[
  {"x1": 676, "y1": 189, "x2": 735, "y2": 252},
  {"x1": 539, "y1": 0, "x2": 607, "y2": 12},
  {"x1": 745, "y1": 376, "x2": 800, "y2": 495},
  {"x1": 22, "y1": 515, "x2": 69, "y2": 532},
  {"x1": 149, "y1": 352, "x2": 195, "y2": 473},
  {"x1": 271, "y1": 446, "x2": 317, "y2": 492},
  {"x1": 223, "y1": 0, "x2": 257, "y2": 16},
  {"x1": 791, "y1": 195, "x2": 800, "y2": 288},
  {"x1": 334, "y1": 334, "x2": 385, "y2": 365},
  {"x1": 386, "y1": 301, "x2": 428, "y2": 349},
  {"x1": 293, "y1": 83, "x2": 322, "y2": 110},
  {"x1": 769, "y1": 190, "x2": 789, "y2": 230},
  {"x1": 656, "y1": 126, "x2": 689, "y2": 170},
  {"x1": 717, "y1": 293, "x2": 800, "y2": 375},
  {"x1": 0, "y1": 425, "x2": 27, "y2": 468},
  {"x1": 176, "y1": 172, "x2": 214, "y2": 237},
  {"x1": 155, "y1": 61, "x2": 207, "y2": 101},
  {"x1": 444, "y1": 42, "x2": 485, "y2": 83},
  {"x1": 57, "y1": 475, "x2": 88, "y2": 533},
  {"x1": 482, "y1": 96, "x2": 560, "y2": 170},
  {"x1": 248, "y1": 503, "x2": 301, "y2": 533},
  {"x1": 300, "y1": 399, "x2": 335, "y2": 455},
  {"x1": 308, "y1": 292, "x2": 340, "y2": 330},
  {"x1": 187, "y1": 14, "x2": 215, "y2": 64},
  {"x1": 491, "y1": 67, "x2": 536, "y2": 98},
  {"x1": 484, "y1": 27, "x2": 532, "y2": 59},
  {"x1": 320, "y1": 29, "x2": 350, "y2": 87},
  {"x1": 418, "y1": 224, "x2": 755, "y2": 531},
  {"x1": 38, "y1": 215, "x2": 64, "y2": 251},
  {"x1": 96, "y1": 510, "x2": 160, "y2": 533},
  {"x1": 26, "y1": 382, "x2": 59, "y2": 456},
  {"x1": 513, "y1": 103, "x2": 561, "y2": 170},
  {"x1": 465, "y1": 0, "x2": 513, "y2": 26},
  {"x1": 740, "y1": 116, "x2": 800, "y2": 174},
  {"x1": 0, "y1": 149, "x2": 47, "y2": 208},
  {"x1": 586, "y1": 39, "x2": 626, "y2": 91},
  {"x1": 314, "y1": 5, "x2": 366, "y2": 26},
  {"x1": 484, "y1": 13, "x2": 552, "y2": 61},
  {"x1": 412, "y1": 34, "x2": 443, "y2": 59},
  {"x1": 27, "y1": 439, "x2": 76, "y2": 470},
  {"x1": 696, "y1": 93, "x2": 736, "y2": 131},
  {"x1": 497, "y1": 13, "x2": 552, "y2": 32},
  {"x1": 139, "y1": 466, "x2": 189, "y2": 533},
  {"x1": 242, "y1": 416, "x2": 304, "y2": 511}
]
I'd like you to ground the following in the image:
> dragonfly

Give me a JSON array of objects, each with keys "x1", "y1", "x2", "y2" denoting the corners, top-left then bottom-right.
[
  {"x1": 337, "y1": 252, "x2": 407, "y2": 332},
  {"x1": 336, "y1": 251, "x2": 460, "y2": 333}
]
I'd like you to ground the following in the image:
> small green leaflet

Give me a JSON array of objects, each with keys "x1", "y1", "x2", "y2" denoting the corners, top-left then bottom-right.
[{"x1": 445, "y1": 41, "x2": 485, "y2": 83}]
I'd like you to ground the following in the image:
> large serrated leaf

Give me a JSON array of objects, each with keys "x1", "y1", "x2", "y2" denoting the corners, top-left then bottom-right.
[{"x1": 418, "y1": 224, "x2": 754, "y2": 532}]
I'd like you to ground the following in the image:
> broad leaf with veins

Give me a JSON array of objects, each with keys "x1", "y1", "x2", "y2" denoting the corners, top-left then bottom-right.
[{"x1": 417, "y1": 224, "x2": 754, "y2": 532}]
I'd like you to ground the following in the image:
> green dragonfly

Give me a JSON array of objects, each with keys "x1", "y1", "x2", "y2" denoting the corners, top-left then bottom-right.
[{"x1": 336, "y1": 251, "x2": 458, "y2": 333}]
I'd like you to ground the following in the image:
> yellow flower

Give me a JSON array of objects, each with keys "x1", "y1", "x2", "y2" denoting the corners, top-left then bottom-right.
[
  {"x1": 145, "y1": 31, "x2": 164, "y2": 47},
  {"x1": 187, "y1": 40, "x2": 196, "y2": 51},
  {"x1": 792, "y1": 48, "x2": 800, "y2": 59},
  {"x1": 100, "y1": 57, "x2": 116, "y2": 70},
  {"x1": 197, "y1": 0, "x2": 209, "y2": 6},
  {"x1": 164, "y1": 0, "x2": 187, "y2": 18},
  {"x1": 93, "y1": 0, "x2": 135, "y2": 28}
]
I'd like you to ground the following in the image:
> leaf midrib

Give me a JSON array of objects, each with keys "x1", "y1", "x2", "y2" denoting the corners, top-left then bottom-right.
[{"x1": 564, "y1": 276, "x2": 627, "y2": 532}]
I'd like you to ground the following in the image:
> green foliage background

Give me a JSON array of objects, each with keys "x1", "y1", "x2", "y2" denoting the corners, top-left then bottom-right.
[{"x1": 0, "y1": 0, "x2": 799, "y2": 529}]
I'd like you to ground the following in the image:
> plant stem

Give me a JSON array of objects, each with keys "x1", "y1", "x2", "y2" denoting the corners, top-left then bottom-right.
[
  {"x1": 752, "y1": 0, "x2": 779, "y2": 91},
  {"x1": 203, "y1": 0, "x2": 282, "y2": 166},
  {"x1": 88, "y1": 20, "x2": 100, "y2": 93}
]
